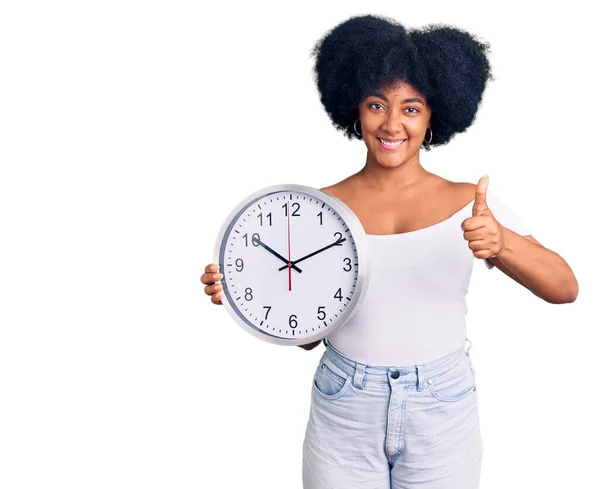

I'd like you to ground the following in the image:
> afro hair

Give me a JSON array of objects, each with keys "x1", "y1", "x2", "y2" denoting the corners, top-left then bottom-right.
[{"x1": 310, "y1": 14, "x2": 494, "y2": 150}]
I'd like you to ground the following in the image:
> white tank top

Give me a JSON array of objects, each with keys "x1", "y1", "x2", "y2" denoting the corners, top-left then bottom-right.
[{"x1": 327, "y1": 190, "x2": 531, "y2": 366}]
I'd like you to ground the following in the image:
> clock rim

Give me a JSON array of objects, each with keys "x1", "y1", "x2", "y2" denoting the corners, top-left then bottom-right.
[{"x1": 213, "y1": 183, "x2": 370, "y2": 347}]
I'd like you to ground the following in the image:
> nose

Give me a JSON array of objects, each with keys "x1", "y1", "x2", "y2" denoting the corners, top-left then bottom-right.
[{"x1": 380, "y1": 106, "x2": 404, "y2": 135}]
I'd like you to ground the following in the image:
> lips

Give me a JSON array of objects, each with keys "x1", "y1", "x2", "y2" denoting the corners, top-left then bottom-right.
[{"x1": 377, "y1": 137, "x2": 407, "y2": 149}]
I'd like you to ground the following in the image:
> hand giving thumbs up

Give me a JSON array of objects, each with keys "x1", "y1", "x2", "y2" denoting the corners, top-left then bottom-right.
[{"x1": 461, "y1": 175, "x2": 506, "y2": 261}]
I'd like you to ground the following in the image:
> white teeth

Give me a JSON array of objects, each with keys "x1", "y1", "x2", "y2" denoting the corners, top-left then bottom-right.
[{"x1": 378, "y1": 138, "x2": 406, "y2": 147}]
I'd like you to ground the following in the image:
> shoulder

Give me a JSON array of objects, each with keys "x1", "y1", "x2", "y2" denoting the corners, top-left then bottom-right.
[
  {"x1": 320, "y1": 176, "x2": 477, "y2": 205},
  {"x1": 319, "y1": 174, "x2": 359, "y2": 202},
  {"x1": 431, "y1": 179, "x2": 478, "y2": 208}
]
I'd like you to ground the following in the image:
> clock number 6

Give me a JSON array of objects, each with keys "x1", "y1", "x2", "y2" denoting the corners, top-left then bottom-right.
[{"x1": 289, "y1": 314, "x2": 298, "y2": 328}]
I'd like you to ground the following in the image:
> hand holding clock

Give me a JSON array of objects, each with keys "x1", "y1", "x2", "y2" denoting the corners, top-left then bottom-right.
[{"x1": 201, "y1": 263, "x2": 224, "y2": 305}]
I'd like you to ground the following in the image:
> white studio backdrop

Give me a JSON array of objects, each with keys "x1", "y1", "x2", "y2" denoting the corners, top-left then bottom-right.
[{"x1": 1, "y1": 1, "x2": 598, "y2": 488}]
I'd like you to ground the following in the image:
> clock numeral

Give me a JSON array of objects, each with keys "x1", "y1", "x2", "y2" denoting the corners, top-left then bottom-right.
[
  {"x1": 263, "y1": 306, "x2": 272, "y2": 320},
  {"x1": 317, "y1": 211, "x2": 323, "y2": 225},
  {"x1": 334, "y1": 288, "x2": 342, "y2": 302},
  {"x1": 235, "y1": 258, "x2": 244, "y2": 272},
  {"x1": 282, "y1": 202, "x2": 301, "y2": 217},
  {"x1": 343, "y1": 257, "x2": 352, "y2": 272},
  {"x1": 242, "y1": 233, "x2": 261, "y2": 247},
  {"x1": 258, "y1": 212, "x2": 272, "y2": 226},
  {"x1": 289, "y1": 314, "x2": 298, "y2": 328},
  {"x1": 245, "y1": 287, "x2": 253, "y2": 301},
  {"x1": 334, "y1": 231, "x2": 343, "y2": 243},
  {"x1": 317, "y1": 306, "x2": 326, "y2": 320}
]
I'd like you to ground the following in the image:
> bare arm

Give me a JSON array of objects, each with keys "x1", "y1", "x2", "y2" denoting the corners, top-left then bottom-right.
[{"x1": 487, "y1": 230, "x2": 578, "y2": 304}]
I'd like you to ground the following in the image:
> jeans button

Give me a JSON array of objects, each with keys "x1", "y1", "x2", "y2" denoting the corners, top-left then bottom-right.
[{"x1": 390, "y1": 370, "x2": 400, "y2": 379}]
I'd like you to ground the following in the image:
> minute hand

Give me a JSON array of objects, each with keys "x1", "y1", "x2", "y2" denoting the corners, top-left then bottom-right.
[{"x1": 278, "y1": 236, "x2": 346, "y2": 271}]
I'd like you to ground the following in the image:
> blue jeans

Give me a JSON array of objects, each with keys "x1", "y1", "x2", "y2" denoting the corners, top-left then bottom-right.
[{"x1": 302, "y1": 338, "x2": 483, "y2": 489}]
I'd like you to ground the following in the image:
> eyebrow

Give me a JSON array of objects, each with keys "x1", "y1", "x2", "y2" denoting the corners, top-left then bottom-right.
[{"x1": 369, "y1": 91, "x2": 425, "y2": 105}]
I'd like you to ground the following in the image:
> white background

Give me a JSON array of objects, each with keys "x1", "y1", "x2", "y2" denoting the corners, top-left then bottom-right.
[{"x1": 1, "y1": 1, "x2": 598, "y2": 488}]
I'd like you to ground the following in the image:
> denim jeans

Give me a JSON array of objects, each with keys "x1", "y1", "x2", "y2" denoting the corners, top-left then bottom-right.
[{"x1": 302, "y1": 337, "x2": 483, "y2": 489}]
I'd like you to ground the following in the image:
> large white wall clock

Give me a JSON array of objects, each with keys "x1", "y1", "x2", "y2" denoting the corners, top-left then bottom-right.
[{"x1": 213, "y1": 184, "x2": 370, "y2": 346}]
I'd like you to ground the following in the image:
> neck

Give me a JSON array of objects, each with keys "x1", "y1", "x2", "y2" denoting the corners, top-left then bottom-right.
[{"x1": 357, "y1": 151, "x2": 432, "y2": 191}]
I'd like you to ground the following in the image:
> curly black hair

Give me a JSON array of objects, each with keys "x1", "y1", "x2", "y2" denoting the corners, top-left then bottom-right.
[{"x1": 310, "y1": 14, "x2": 494, "y2": 150}]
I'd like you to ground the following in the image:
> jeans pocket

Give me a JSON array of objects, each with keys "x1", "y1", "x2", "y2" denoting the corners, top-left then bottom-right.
[
  {"x1": 313, "y1": 360, "x2": 351, "y2": 400},
  {"x1": 428, "y1": 356, "x2": 476, "y2": 403}
]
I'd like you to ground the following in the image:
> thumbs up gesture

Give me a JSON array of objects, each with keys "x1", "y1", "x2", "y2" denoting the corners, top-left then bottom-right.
[{"x1": 461, "y1": 175, "x2": 506, "y2": 260}]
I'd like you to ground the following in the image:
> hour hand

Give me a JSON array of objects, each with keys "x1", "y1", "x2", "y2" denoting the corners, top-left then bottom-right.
[
  {"x1": 278, "y1": 236, "x2": 346, "y2": 271},
  {"x1": 254, "y1": 235, "x2": 303, "y2": 273}
]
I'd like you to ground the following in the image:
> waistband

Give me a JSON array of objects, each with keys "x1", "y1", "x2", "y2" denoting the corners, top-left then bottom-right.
[{"x1": 321, "y1": 337, "x2": 473, "y2": 391}]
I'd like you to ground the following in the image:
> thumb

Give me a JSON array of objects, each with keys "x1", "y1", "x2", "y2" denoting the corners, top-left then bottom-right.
[{"x1": 472, "y1": 174, "x2": 489, "y2": 217}]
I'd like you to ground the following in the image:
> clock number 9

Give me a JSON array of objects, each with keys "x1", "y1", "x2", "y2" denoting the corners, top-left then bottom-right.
[
  {"x1": 235, "y1": 258, "x2": 244, "y2": 272},
  {"x1": 289, "y1": 314, "x2": 298, "y2": 328}
]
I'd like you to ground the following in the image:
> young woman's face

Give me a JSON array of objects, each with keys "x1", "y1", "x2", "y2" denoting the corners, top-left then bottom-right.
[{"x1": 358, "y1": 81, "x2": 432, "y2": 167}]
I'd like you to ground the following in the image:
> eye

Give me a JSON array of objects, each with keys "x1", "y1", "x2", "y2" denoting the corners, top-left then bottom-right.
[
  {"x1": 406, "y1": 107, "x2": 419, "y2": 114},
  {"x1": 368, "y1": 103, "x2": 384, "y2": 110}
]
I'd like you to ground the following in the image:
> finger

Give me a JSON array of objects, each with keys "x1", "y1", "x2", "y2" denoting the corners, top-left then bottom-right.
[
  {"x1": 211, "y1": 291, "x2": 224, "y2": 305},
  {"x1": 474, "y1": 249, "x2": 494, "y2": 260},
  {"x1": 467, "y1": 239, "x2": 486, "y2": 252},
  {"x1": 204, "y1": 283, "x2": 223, "y2": 296},
  {"x1": 205, "y1": 263, "x2": 219, "y2": 273},
  {"x1": 463, "y1": 229, "x2": 485, "y2": 241},
  {"x1": 200, "y1": 272, "x2": 223, "y2": 285},
  {"x1": 461, "y1": 216, "x2": 487, "y2": 232},
  {"x1": 472, "y1": 174, "x2": 489, "y2": 217}
]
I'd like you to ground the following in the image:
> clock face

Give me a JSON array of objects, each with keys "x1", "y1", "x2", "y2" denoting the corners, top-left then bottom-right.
[{"x1": 214, "y1": 185, "x2": 368, "y2": 346}]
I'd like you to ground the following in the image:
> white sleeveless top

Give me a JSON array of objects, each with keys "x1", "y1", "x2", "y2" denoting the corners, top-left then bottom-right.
[{"x1": 327, "y1": 190, "x2": 531, "y2": 366}]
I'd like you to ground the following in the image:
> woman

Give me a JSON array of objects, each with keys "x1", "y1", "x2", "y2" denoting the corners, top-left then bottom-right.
[{"x1": 201, "y1": 14, "x2": 578, "y2": 489}]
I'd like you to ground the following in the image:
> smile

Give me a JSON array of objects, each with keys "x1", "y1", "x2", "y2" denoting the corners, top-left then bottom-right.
[{"x1": 377, "y1": 138, "x2": 407, "y2": 150}]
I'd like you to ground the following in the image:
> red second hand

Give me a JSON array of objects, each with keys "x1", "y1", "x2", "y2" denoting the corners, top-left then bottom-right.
[{"x1": 287, "y1": 201, "x2": 292, "y2": 291}]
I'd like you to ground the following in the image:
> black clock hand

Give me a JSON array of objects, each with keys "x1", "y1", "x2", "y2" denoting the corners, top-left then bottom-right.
[
  {"x1": 254, "y1": 236, "x2": 303, "y2": 273},
  {"x1": 278, "y1": 236, "x2": 346, "y2": 271}
]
